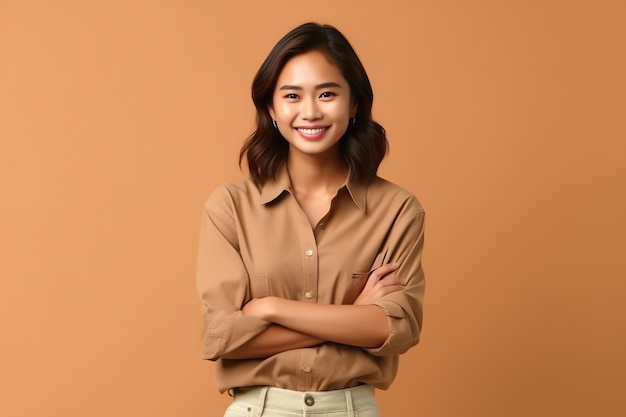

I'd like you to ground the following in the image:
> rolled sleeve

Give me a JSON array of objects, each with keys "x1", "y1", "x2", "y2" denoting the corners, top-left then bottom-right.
[
  {"x1": 197, "y1": 187, "x2": 269, "y2": 360},
  {"x1": 366, "y1": 206, "x2": 425, "y2": 356}
]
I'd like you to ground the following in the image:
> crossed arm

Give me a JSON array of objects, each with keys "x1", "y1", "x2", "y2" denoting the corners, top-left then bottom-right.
[{"x1": 223, "y1": 263, "x2": 403, "y2": 359}]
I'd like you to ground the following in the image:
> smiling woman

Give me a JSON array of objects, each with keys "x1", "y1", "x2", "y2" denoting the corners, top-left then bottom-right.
[{"x1": 197, "y1": 22, "x2": 426, "y2": 417}]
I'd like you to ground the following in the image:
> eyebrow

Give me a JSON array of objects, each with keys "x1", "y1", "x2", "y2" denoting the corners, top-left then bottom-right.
[{"x1": 278, "y1": 82, "x2": 343, "y2": 91}]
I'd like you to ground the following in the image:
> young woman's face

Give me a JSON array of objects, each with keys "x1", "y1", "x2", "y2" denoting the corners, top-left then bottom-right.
[{"x1": 269, "y1": 50, "x2": 357, "y2": 159}]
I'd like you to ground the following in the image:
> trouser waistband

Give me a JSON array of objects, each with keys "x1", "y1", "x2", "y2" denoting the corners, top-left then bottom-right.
[{"x1": 233, "y1": 385, "x2": 377, "y2": 414}]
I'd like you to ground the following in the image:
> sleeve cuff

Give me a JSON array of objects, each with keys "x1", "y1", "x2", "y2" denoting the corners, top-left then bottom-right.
[
  {"x1": 365, "y1": 300, "x2": 418, "y2": 356},
  {"x1": 201, "y1": 306, "x2": 270, "y2": 360}
]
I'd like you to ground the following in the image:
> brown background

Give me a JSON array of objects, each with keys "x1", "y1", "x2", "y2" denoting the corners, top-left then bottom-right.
[{"x1": 1, "y1": 1, "x2": 625, "y2": 416}]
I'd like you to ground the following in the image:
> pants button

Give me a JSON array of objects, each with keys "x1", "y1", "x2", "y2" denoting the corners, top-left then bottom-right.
[{"x1": 304, "y1": 394, "x2": 315, "y2": 406}]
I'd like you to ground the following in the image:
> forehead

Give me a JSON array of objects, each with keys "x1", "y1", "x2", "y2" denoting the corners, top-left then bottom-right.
[{"x1": 276, "y1": 50, "x2": 347, "y2": 87}]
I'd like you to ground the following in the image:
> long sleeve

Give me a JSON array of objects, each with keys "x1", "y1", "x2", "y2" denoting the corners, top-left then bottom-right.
[
  {"x1": 366, "y1": 200, "x2": 425, "y2": 356},
  {"x1": 197, "y1": 186, "x2": 270, "y2": 360}
]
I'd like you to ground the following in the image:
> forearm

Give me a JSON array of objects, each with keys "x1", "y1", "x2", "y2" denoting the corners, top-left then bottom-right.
[
  {"x1": 262, "y1": 298, "x2": 390, "y2": 348},
  {"x1": 222, "y1": 324, "x2": 325, "y2": 359}
]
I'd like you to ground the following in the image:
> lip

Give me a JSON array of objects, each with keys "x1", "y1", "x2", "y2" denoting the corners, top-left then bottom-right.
[{"x1": 295, "y1": 126, "x2": 329, "y2": 141}]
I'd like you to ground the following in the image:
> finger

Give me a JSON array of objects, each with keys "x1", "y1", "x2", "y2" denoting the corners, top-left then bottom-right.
[
  {"x1": 378, "y1": 275, "x2": 404, "y2": 287},
  {"x1": 375, "y1": 279, "x2": 404, "y2": 291},
  {"x1": 370, "y1": 262, "x2": 399, "y2": 280}
]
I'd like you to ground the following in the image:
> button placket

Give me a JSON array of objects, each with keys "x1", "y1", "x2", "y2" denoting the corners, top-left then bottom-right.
[
  {"x1": 300, "y1": 216, "x2": 318, "y2": 306},
  {"x1": 303, "y1": 243, "x2": 317, "y2": 302}
]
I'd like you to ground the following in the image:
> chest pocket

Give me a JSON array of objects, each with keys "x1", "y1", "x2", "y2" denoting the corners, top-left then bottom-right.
[{"x1": 249, "y1": 276, "x2": 271, "y2": 298}]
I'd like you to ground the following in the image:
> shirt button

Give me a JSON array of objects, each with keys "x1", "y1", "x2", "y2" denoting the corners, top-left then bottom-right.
[
  {"x1": 304, "y1": 291, "x2": 313, "y2": 299},
  {"x1": 301, "y1": 364, "x2": 311, "y2": 372},
  {"x1": 305, "y1": 249, "x2": 313, "y2": 256},
  {"x1": 304, "y1": 394, "x2": 315, "y2": 406}
]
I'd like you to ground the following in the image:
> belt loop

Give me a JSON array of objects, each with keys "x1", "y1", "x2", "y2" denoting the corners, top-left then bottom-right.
[
  {"x1": 345, "y1": 388, "x2": 355, "y2": 417},
  {"x1": 254, "y1": 387, "x2": 269, "y2": 417}
]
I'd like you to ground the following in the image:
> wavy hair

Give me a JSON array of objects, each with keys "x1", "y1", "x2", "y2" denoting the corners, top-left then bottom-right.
[{"x1": 240, "y1": 22, "x2": 388, "y2": 186}]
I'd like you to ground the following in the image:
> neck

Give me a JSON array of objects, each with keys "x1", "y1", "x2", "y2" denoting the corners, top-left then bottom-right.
[{"x1": 286, "y1": 149, "x2": 348, "y2": 194}]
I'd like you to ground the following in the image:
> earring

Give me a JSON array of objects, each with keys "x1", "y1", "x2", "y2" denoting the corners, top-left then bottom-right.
[
  {"x1": 272, "y1": 120, "x2": 278, "y2": 129},
  {"x1": 351, "y1": 117, "x2": 356, "y2": 125}
]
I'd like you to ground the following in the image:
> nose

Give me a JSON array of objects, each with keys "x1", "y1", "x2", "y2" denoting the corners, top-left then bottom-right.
[{"x1": 301, "y1": 97, "x2": 322, "y2": 120}]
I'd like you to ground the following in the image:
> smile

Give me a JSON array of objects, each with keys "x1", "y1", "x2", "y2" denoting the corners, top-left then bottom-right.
[{"x1": 296, "y1": 127, "x2": 329, "y2": 135}]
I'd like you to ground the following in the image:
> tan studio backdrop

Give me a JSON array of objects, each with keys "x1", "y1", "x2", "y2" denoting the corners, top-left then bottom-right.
[{"x1": 1, "y1": 1, "x2": 625, "y2": 416}]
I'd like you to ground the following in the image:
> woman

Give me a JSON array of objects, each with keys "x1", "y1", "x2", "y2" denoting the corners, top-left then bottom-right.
[{"x1": 197, "y1": 22, "x2": 425, "y2": 417}]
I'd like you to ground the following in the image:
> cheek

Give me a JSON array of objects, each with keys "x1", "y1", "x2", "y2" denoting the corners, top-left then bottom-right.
[
  {"x1": 273, "y1": 103, "x2": 295, "y2": 120},
  {"x1": 331, "y1": 102, "x2": 352, "y2": 121}
]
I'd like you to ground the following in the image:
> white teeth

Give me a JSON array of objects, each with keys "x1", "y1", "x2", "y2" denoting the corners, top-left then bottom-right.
[{"x1": 297, "y1": 128, "x2": 327, "y2": 135}]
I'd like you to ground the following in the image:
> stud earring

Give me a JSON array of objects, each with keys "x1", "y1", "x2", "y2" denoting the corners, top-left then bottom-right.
[
  {"x1": 351, "y1": 117, "x2": 356, "y2": 125},
  {"x1": 272, "y1": 120, "x2": 278, "y2": 129}
]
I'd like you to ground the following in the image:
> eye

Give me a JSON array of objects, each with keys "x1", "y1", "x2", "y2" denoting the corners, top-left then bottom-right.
[
  {"x1": 319, "y1": 91, "x2": 336, "y2": 99},
  {"x1": 284, "y1": 93, "x2": 299, "y2": 100}
]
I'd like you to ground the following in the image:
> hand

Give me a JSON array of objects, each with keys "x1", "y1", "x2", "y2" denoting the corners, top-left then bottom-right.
[{"x1": 353, "y1": 263, "x2": 404, "y2": 305}]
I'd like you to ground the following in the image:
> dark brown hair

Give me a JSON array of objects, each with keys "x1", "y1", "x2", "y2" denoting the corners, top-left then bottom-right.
[{"x1": 240, "y1": 22, "x2": 388, "y2": 186}]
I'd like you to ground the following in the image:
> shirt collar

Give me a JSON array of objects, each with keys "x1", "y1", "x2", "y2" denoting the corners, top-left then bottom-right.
[{"x1": 259, "y1": 163, "x2": 367, "y2": 213}]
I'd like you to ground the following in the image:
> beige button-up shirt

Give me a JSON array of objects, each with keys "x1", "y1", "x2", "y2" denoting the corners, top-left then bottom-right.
[{"x1": 197, "y1": 165, "x2": 425, "y2": 393}]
